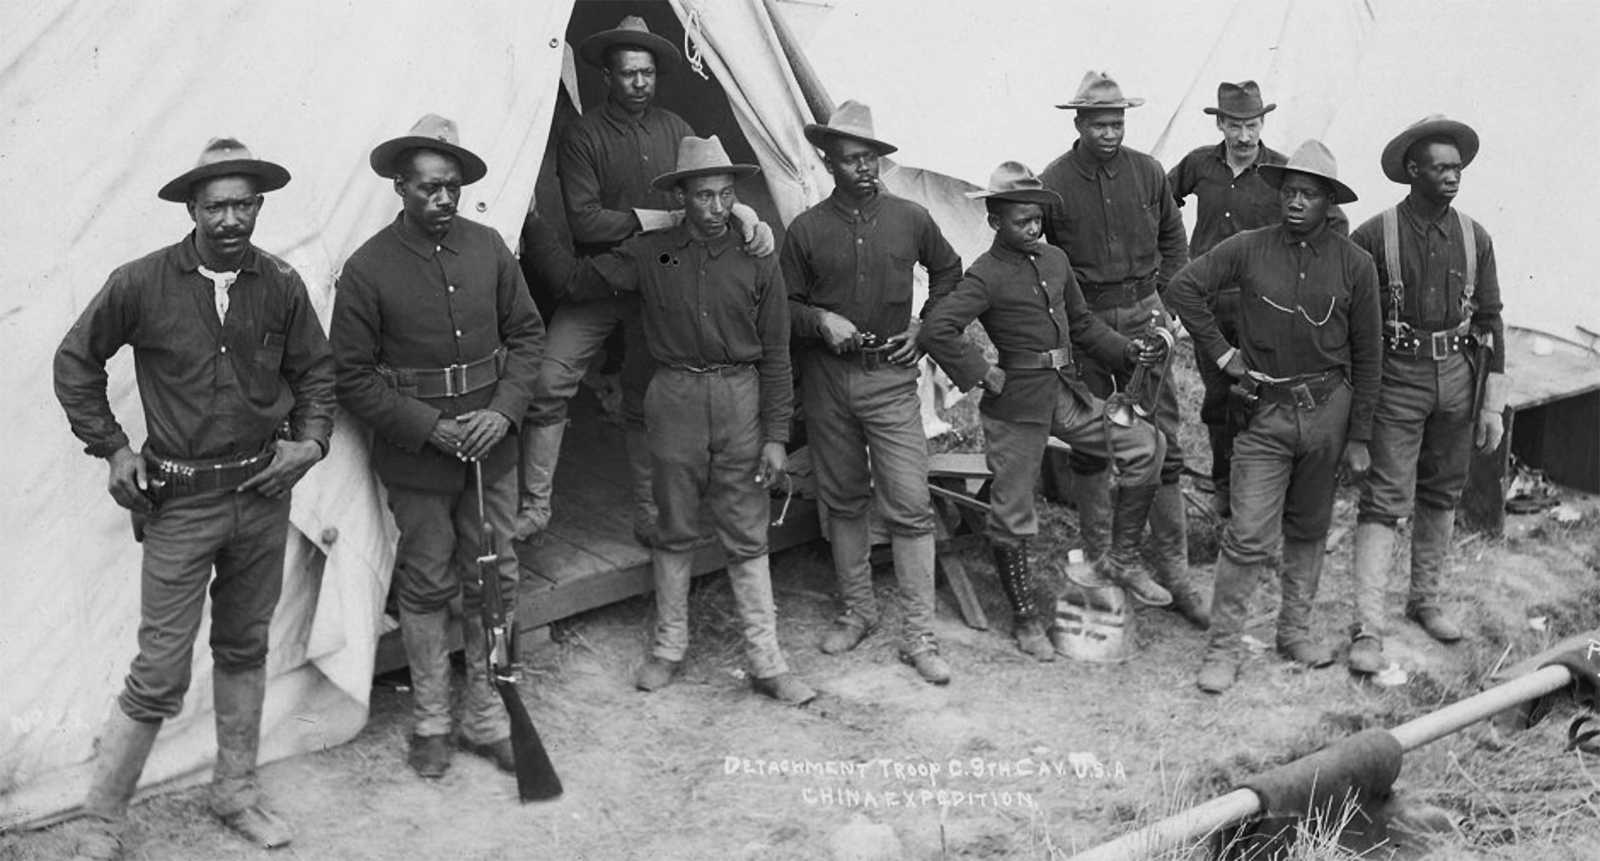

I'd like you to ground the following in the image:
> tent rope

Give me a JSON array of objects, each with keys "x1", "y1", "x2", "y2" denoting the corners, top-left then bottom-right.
[{"x1": 683, "y1": 9, "x2": 710, "y2": 80}]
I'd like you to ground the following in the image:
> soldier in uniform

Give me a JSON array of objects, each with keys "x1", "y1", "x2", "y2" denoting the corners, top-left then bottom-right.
[
  {"x1": 527, "y1": 136, "x2": 814, "y2": 705},
  {"x1": 1167, "y1": 81, "x2": 1348, "y2": 519},
  {"x1": 1166, "y1": 141, "x2": 1381, "y2": 693},
  {"x1": 1038, "y1": 71, "x2": 1203, "y2": 623},
  {"x1": 55, "y1": 138, "x2": 334, "y2": 857},
  {"x1": 1346, "y1": 116, "x2": 1506, "y2": 674},
  {"x1": 330, "y1": 115, "x2": 546, "y2": 778},
  {"x1": 920, "y1": 161, "x2": 1168, "y2": 660},
  {"x1": 782, "y1": 100, "x2": 963, "y2": 684}
]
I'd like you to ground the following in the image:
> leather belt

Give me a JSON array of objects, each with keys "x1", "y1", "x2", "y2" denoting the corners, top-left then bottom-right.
[
  {"x1": 998, "y1": 346, "x2": 1074, "y2": 371},
  {"x1": 1079, "y1": 277, "x2": 1157, "y2": 311},
  {"x1": 1386, "y1": 321, "x2": 1475, "y2": 360},
  {"x1": 665, "y1": 362, "x2": 754, "y2": 375},
  {"x1": 1254, "y1": 370, "x2": 1345, "y2": 410},
  {"x1": 380, "y1": 349, "x2": 504, "y2": 398},
  {"x1": 144, "y1": 449, "x2": 275, "y2": 501}
]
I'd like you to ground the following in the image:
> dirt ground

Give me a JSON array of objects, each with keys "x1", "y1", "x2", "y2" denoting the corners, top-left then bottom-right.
[{"x1": 7, "y1": 367, "x2": 1600, "y2": 861}]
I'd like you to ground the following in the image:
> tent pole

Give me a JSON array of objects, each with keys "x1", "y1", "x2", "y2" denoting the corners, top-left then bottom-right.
[
  {"x1": 764, "y1": 0, "x2": 835, "y2": 122},
  {"x1": 1068, "y1": 664, "x2": 1575, "y2": 861}
]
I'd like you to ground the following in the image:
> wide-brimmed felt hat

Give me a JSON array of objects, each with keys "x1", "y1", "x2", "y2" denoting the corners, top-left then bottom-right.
[
  {"x1": 578, "y1": 15, "x2": 681, "y2": 72},
  {"x1": 1204, "y1": 81, "x2": 1276, "y2": 119},
  {"x1": 1258, "y1": 139, "x2": 1358, "y2": 204},
  {"x1": 369, "y1": 114, "x2": 488, "y2": 185},
  {"x1": 803, "y1": 100, "x2": 898, "y2": 156},
  {"x1": 964, "y1": 161, "x2": 1061, "y2": 207},
  {"x1": 650, "y1": 135, "x2": 760, "y2": 191},
  {"x1": 1056, "y1": 70, "x2": 1145, "y2": 110},
  {"x1": 1380, "y1": 114, "x2": 1479, "y2": 184},
  {"x1": 158, "y1": 137, "x2": 290, "y2": 203}
]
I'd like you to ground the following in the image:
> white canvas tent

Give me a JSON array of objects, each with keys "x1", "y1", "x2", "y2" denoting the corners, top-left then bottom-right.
[{"x1": 0, "y1": 0, "x2": 842, "y2": 828}]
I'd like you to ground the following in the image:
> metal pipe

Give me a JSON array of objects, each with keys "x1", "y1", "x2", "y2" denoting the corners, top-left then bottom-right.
[{"x1": 1068, "y1": 663, "x2": 1576, "y2": 861}]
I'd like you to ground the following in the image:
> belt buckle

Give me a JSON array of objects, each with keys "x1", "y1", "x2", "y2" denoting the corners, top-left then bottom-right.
[
  {"x1": 1047, "y1": 347, "x2": 1070, "y2": 369},
  {"x1": 861, "y1": 349, "x2": 882, "y2": 371},
  {"x1": 1429, "y1": 330, "x2": 1451, "y2": 361},
  {"x1": 444, "y1": 363, "x2": 468, "y2": 396},
  {"x1": 1292, "y1": 383, "x2": 1316, "y2": 410}
]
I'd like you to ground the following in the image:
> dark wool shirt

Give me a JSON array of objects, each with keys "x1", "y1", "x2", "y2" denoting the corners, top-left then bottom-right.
[
  {"x1": 55, "y1": 234, "x2": 335, "y2": 461},
  {"x1": 1168, "y1": 142, "x2": 1350, "y2": 259},
  {"x1": 1351, "y1": 195, "x2": 1504, "y2": 373},
  {"x1": 1038, "y1": 142, "x2": 1189, "y2": 289},
  {"x1": 782, "y1": 189, "x2": 963, "y2": 342},
  {"x1": 918, "y1": 240, "x2": 1131, "y2": 425},
  {"x1": 559, "y1": 100, "x2": 694, "y2": 253},
  {"x1": 330, "y1": 214, "x2": 545, "y2": 491},
  {"x1": 1166, "y1": 224, "x2": 1383, "y2": 440},
  {"x1": 572, "y1": 224, "x2": 793, "y2": 443}
]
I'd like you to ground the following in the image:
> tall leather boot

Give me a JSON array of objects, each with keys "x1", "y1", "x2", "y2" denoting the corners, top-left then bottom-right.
[
  {"x1": 820, "y1": 514, "x2": 876, "y2": 654},
  {"x1": 1147, "y1": 482, "x2": 1204, "y2": 624},
  {"x1": 457, "y1": 611, "x2": 516, "y2": 771},
  {"x1": 1197, "y1": 555, "x2": 1259, "y2": 693},
  {"x1": 398, "y1": 607, "x2": 453, "y2": 778},
  {"x1": 891, "y1": 533, "x2": 949, "y2": 685},
  {"x1": 1102, "y1": 482, "x2": 1173, "y2": 607},
  {"x1": 1071, "y1": 469, "x2": 1113, "y2": 561},
  {"x1": 991, "y1": 543, "x2": 1054, "y2": 662},
  {"x1": 1408, "y1": 505, "x2": 1464, "y2": 642},
  {"x1": 625, "y1": 427, "x2": 659, "y2": 547},
  {"x1": 210, "y1": 667, "x2": 293, "y2": 849},
  {"x1": 1348, "y1": 521, "x2": 1397, "y2": 674},
  {"x1": 1277, "y1": 537, "x2": 1333, "y2": 668},
  {"x1": 513, "y1": 422, "x2": 566, "y2": 541},
  {"x1": 71, "y1": 706, "x2": 162, "y2": 860},
  {"x1": 639, "y1": 549, "x2": 694, "y2": 691}
]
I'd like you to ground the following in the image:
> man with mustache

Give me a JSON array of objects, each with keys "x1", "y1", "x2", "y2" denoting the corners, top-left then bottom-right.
[
  {"x1": 1166, "y1": 141, "x2": 1381, "y2": 693},
  {"x1": 1345, "y1": 116, "x2": 1505, "y2": 675},
  {"x1": 516, "y1": 15, "x2": 771, "y2": 546},
  {"x1": 780, "y1": 100, "x2": 963, "y2": 683},
  {"x1": 1167, "y1": 82, "x2": 1347, "y2": 521},
  {"x1": 1038, "y1": 71, "x2": 1201, "y2": 621},
  {"x1": 329, "y1": 115, "x2": 546, "y2": 779},
  {"x1": 55, "y1": 138, "x2": 334, "y2": 857}
]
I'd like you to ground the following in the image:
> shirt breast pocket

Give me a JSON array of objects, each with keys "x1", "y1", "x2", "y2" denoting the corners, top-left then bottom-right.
[
  {"x1": 256, "y1": 332, "x2": 286, "y2": 370},
  {"x1": 884, "y1": 252, "x2": 918, "y2": 304}
]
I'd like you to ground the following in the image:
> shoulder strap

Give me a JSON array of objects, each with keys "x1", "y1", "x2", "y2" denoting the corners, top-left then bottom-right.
[
  {"x1": 1456, "y1": 209, "x2": 1477, "y2": 292},
  {"x1": 1381, "y1": 207, "x2": 1404, "y2": 290}
]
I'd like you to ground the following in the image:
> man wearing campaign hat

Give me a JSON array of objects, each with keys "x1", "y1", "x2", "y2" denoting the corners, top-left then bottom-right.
[
  {"x1": 516, "y1": 15, "x2": 772, "y2": 547},
  {"x1": 530, "y1": 135, "x2": 814, "y2": 705},
  {"x1": 55, "y1": 138, "x2": 334, "y2": 856},
  {"x1": 1344, "y1": 116, "x2": 1505, "y2": 675},
  {"x1": 1167, "y1": 140, "x2": 1382, "y2": 693},
  {"x1": 781, "y1": 100, "x2": 963, "y2": 684},
  {"x1": 1038, "y1": 71, "x2": 1203, "y2": 627},
  {"x1": 1167, "y1": 82, "x2": 1349, "y2": 524},
  {"x1": 919, "y1": 161, "x2": 1169, "y2": 660},
  {"x1": 330, "y1": 115, "x2": 546, "y2": 779}
]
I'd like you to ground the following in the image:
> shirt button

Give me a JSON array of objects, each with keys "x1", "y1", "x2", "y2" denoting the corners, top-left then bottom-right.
[
  {"x1": 220, "y1": 345, "x2": 227, "y2": 353},
  {"x1": 1224, "y1": 211, "x2": 1231, "y2": 218},
  {"x1": 1299, "y1": 273, "x2": 1306, "y2": 280},
  {"x1": 1040, "y1": 281, "x2": 1047, "y2": 287},
  {"x1": 447, "y1": 284, "x2": 456, "y2": 293},
  {"x1": 454, "y1": 329, "x2": 463, "y2": 337},
  {"x1": 856, "y1": 238, "x2": 863, "y2": 245},
  {"x1": 434, "y1": 246, "x2": 441, "y2": 253}
]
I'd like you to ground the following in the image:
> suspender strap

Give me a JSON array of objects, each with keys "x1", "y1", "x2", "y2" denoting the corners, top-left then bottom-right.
[
  {"x1": 1382, "y1": 207, "x2": 1404, "y2": 293},
  {"x1": 1457, "y1": 209, "x2": 1477, "y2": 297}
]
